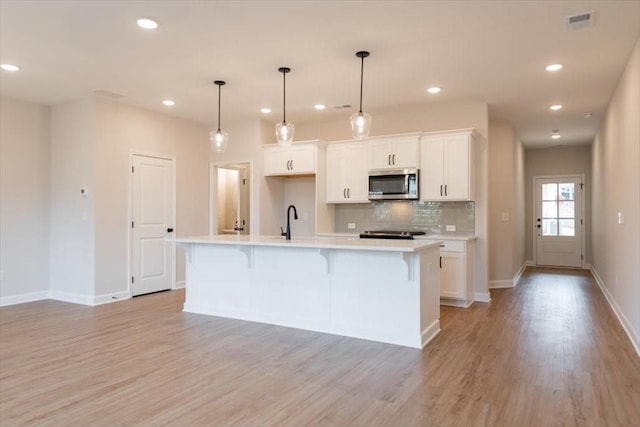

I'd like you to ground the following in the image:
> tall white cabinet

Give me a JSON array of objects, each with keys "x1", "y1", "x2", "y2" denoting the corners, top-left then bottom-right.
[
  {"x1": 326, "y1": 141, "x2": 371, "y2": 203},
  {"x1": 420, "y1": 129, "x2": 476, "y2": 201}
]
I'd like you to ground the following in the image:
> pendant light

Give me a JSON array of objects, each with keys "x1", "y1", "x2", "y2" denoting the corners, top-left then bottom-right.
[
  {"x1": 275, "y1": 67, "x2": 294, "y2": 146},
  {"x1": 350, "y1": 51, "x2": 372, "y2": 139},
  {"x1": 210, "y1": 80, "x2": 228, "y2": 153}
]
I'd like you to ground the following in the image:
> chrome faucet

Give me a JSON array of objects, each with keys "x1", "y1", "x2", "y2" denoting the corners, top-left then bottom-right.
[{"x1": 280, "y1": 205, "x2": 298, "y2": 240}]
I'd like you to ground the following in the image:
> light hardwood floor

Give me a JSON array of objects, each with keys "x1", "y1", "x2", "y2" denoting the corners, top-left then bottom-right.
[{"x1": 1, "y1": 267, "x2": 639, "y2": 426}]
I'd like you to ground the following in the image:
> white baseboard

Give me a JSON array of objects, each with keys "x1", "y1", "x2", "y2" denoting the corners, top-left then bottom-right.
[
  {"x1": 526, "y1": 260, "x2": 535, "y2": 266},
  {"x1": 512, "y1": 262, "x2": 527, "y2": 286},
  {"x1": 93, "y1": 291, "x2": 131, "y2": 305},
  {"x1": 474, "y1": 292, "x2": 491, "y2": 302},
  {"x1": 489, "y1": 280, "x2": 513, "y2": 289},
  {"x1": 175, "y1": 280, "x2": 186, "y2": 289},
  {"x1": 590, "y1": 266, "x2": 640, "y2": 357},
  {"x1": 49, "y1": 290, "x2": 94, "y2": 306},
  {"x1": 0, "y1": 291, "x2": 50, "y2": 307}
]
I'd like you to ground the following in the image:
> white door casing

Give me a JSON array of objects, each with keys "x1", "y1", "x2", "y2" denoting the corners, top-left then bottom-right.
[
  {"x1": 534, "y1": 175, "x2": 584, "y2": 268},
  {"x1": 131, "y1": 154, "x2": 175, "y2": 296}
]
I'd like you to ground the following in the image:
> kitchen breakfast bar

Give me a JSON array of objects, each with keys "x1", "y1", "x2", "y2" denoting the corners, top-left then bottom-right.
[{"x1": 171, "y1": 235, "x2": 442, "y2": 348}]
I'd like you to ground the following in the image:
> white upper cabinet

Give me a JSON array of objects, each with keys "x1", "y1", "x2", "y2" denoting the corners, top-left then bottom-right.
[
  {"x1": 326, "y1": 141, "x2": 371, "y2": 203},
  {"x1": 263, "y1": 141, "x2": 317, "y2": 176},
  {"x1": 371, "y1": 135, "x2": 418, "y2": 169},
  {"x1": 419, "y1": 130, "x2": 476, "y2": 201}
]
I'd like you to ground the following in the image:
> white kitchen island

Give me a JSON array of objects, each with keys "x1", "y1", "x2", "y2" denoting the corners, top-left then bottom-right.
[{"x1": 170, "y1": 235, "x2": 442, "y2": 349}]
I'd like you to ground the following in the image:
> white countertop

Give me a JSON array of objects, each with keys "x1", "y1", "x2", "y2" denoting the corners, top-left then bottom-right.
[{"x1": 168, "y1": 234, "x2": 442, "y2": 253}]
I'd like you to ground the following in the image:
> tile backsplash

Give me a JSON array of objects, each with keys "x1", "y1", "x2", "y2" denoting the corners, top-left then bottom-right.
[{"x1": 334, "y1": 201, "x2": 475, "y2": 235}]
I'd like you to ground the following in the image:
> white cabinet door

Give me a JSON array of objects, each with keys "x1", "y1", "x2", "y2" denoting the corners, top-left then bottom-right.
[
  {"x1": 264, "y1": 143, "x2": 316, "y2": 176},
  {"x1": 420, "y1": 136, "x2": 446, "y2": 200},
  {"x1": 326, "y1": 145, "x2": 350, "y2": 202},
  {"x1": 419, "y1": 131, "x2": 474, "y2": 201},
  {"x1": 326, "y1": 142, "x2": 371, "y2": 203},
  {"x1": 289, "y1": 144, "x2": 315, "y2": 174},
  {"x1": 371, "y1": 137, "x2": 418, "y2": 169},
  {"x1": 443, "y1": 134, "x2": 471, "y2": 200},
  {"x1": 391, "y1": 138, "x2": 418, "y2": 168},
  {"x1": 440, "y1": 252, "x2": 465, "y2": 299},
  {"x1": 346, "y1": 142, "x2": 371, "y2": 202}
]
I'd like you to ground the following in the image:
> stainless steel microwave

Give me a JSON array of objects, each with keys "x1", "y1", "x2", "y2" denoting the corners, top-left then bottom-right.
[{"x1": 368, "y1": 168, "x2": 419, "y2": 200}]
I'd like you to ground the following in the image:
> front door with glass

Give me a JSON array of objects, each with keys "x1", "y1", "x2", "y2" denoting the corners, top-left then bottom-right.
[{"x1": 535, "y1": 176, "x2": 584, "y2": 268}]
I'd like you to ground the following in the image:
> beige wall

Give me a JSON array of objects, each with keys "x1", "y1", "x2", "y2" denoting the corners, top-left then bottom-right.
[
  {"x1": 524, "y1": 145, "x2": 593, "y2": 263},
  {"x1": 488, "y1": 120, "x2": 526, "y2": 286},
  {"x1": 0, "y1": 97, "x2": 51, "y2": 303},
  {"x1": 94, "y1": 98, "x2": 210, "y2": 296},
  {"x1": 50, "y1": 99, "x2": 96, "y2": 302},
  {"x1": 591, "y1": 38, "x2": 639, "y2": 351}
]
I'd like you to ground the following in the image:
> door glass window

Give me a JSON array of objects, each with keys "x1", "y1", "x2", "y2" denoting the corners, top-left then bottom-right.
[{"x1": 541, "y1": 182, "x2": 575, "y2": 236}]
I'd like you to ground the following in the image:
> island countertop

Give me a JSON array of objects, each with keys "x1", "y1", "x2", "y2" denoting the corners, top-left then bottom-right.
[{"x1": 168, "y1": 234, "x2": 442, "y2": 253}]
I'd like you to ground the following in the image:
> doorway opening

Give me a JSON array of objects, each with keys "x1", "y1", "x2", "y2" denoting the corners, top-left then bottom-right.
[
  {"x1": 533, "y1": 175, "x2": 584, "y2": 268},
  {"x1": 211, "y1": 162, "x2": 251, "y2": 235}
]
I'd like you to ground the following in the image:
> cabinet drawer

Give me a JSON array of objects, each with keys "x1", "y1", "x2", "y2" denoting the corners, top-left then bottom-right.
[{"x1": 438, "y1": 240, "x2": 465, "y2": 252}]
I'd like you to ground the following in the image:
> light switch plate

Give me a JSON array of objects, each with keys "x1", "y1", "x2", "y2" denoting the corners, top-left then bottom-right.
[
  {"x1": 446, "y1": 225, "x2": 456, "y2": 232},
  {"x1": 347, "y1": 223, "x2": 356, "y2": 230},
  {"x1": 618, "y1": 211, "x2": 624, "y2": 224},
  {"x1": 501, "y1": 212, "x2": 510, "y2": 221}
]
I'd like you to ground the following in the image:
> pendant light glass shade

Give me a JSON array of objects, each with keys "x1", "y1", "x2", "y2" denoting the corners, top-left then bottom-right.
[
  {"x1": 210, "y1": 80, "x2": 228, "y2": 153},
  {"x1": 276, "y1": 67, "x2": 294, "y2": 146},
  {"x1": 351, "y1": 51, "x2": 371, "y2": 139},
  {"x1": 350, "y1": 111, "x2": 372, "y2": 139},
  {"x1": 275, "y1": 121, "x2": 294, "y2": 145},
  {"x1": 210, "y1": 129, "x2": 228, "y2": 152}
]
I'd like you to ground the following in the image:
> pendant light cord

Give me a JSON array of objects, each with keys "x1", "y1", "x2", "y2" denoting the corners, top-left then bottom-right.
[
  {"x1": 217, "y1": 83, "x2": 222, "y2": 132},
  {"x1": 359, "y1": 54, "x2": 364, "y2": 114},
  {"x1": 282, "y1": 71, "x2": 287, "y2": 124}
]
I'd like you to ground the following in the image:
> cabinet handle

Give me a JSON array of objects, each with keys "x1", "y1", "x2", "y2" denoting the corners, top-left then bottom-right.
[
  {"x1": 286, "y1": 160, "x2": 290, "y2": 170},
  {"x1": 388, "y1": 154, "x2": 391, "y2": 165},
  {"x1": 343, "y1": 188, "x2": 347, "y2": 199},
  {"x1": 347, "y1": 188, "x2": 351, "y2": 198},
  {"x1": 439, "y1": 256, "x2": 442, "y2": 269},
  {"x1": 444, "y1": 184, "x2": 447, "y2": 196},
  {"x1": 392, "y1": 154, "x2": 396, "y2": 165},
  {"x1": 440, "y1": 185, "x2": 443, "y2": 196},
  {"x1": 290, "y1": 160, "x2": 293, "y2": 170}
]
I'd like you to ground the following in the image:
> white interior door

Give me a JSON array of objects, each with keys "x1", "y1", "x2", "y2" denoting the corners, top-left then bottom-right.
[
  {"x1": 535, "y1": 176, "x2": 583, "y2": 268},
  {"x1": 131, "y1": 155, "x2": 175, "y2": 296}
]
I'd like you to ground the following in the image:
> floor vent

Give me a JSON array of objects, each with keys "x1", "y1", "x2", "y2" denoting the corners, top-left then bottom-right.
[{"x1": 566, "y1": 11, "x2": 595, "y2": 30}]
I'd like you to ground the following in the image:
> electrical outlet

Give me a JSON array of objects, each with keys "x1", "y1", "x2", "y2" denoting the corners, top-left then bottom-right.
[
  {"x1": 347, "y1": 223, "x2": 356, "y2": 230},
  {"x1": 446, "y1": 225, "x2": 456, "y2": 232},
  {"x1": 618, "y1": 211, "x2": 624, "y2": 224}
]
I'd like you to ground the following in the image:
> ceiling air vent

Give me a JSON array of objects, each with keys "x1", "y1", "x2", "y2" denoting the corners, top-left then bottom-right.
[
  {"x1": 333, "y1": 104, "x2": 353, "y2": 110},
  {"x1": 566, "y1": 11, "x2": 595, "y2": 30},
  {"x1": 92, "y1": 89, "x2": 126, "y2": 99}
]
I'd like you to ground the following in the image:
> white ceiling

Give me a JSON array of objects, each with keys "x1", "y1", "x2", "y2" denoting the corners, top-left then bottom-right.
[{"x1": 1, "y1": 1, "x2": 639, "y2": 148}]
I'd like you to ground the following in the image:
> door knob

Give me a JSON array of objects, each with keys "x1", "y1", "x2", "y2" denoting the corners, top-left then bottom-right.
[{"x1": 167, "y1": 228, "x2": 174, "y2": 233}]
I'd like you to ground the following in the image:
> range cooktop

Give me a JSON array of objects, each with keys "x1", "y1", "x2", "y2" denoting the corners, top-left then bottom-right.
[{"x1": 359, "y1": 230, "x2": 426, "y2": 240}]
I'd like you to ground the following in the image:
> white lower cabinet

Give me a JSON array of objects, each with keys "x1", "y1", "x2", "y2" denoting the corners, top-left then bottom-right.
[{"x1": 438, "y1": 239, "x2": 475, "y2": 307}]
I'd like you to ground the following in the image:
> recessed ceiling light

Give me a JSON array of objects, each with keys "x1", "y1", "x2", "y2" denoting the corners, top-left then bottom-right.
[
  {"x1": 260, "y1": 108, "x2": 272, "y2": 114},
  {"x1": 551, "y1": 134, "x2": 561, "y2": 139},
  {"x1": 1, "y1": 63, "x2": 21, "y2": 72},
  {"x1": 162, "y1": 100, "x2": 175, "y2": 106},
  {"x1": 545, "y1": 64, "x2": 563, "y2": 72},
  {"x1": 314, "y1": 104, "x2": 326, "y2": 110},
  {"x1": 427, "y1": 86, "x2": 441, "y2": 94},
  {"x1": 137, "y1": 18, "x2": 158, "y2": 30},
  {"x1": 549, "y1": 104, "x2": 563, "y2": 111}
]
